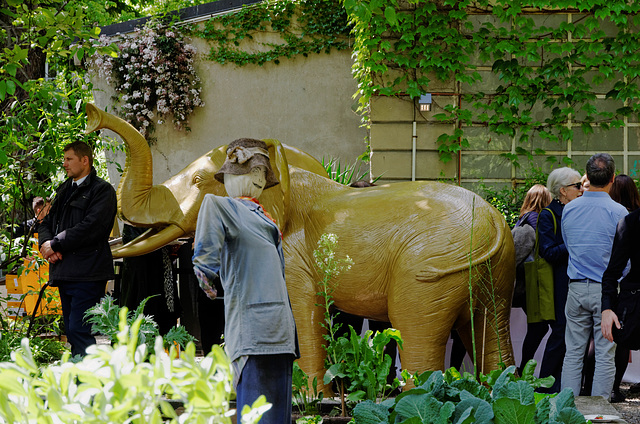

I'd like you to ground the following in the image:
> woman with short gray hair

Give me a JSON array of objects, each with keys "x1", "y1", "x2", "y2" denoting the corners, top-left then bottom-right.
[
  {"x1": 536, "y1": 167, "x2": 583, "y2": 392},
  {"x1": 547, "y1": 167, "x2": 583, "y2": 201}
]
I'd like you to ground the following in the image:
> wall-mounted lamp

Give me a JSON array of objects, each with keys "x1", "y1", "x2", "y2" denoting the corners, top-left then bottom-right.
[{"x1": 419, "y1": 93, "x2": 432, "y2": 112}]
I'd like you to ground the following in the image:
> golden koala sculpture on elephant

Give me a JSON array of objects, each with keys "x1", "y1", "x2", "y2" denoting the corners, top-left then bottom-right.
[{"x1": 85, "y1": 103, "x2": 515, "y2": 389}]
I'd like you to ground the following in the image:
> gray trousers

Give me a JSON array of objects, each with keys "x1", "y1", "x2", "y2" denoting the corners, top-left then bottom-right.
[{"x1": 561, "y1": 281, "x2": 616, "y2": 399}]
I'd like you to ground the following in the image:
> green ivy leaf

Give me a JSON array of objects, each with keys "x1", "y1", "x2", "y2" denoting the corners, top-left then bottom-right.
[
  {"x1": 5, "y1": 80, "x2": 16, "y2": 96},
  {"x1": 384, "y1": 6, "x2": 397, "y2": 26}
]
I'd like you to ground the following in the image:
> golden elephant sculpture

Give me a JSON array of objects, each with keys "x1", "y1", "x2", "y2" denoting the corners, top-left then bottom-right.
[{"x1": 85, "y1": 103, "x2": 515, "y2": 388}]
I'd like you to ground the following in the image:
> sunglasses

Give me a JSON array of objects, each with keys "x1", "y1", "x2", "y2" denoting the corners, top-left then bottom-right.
[{"x1": 565, "y1": 182, "x2": 582, "y2": 190}]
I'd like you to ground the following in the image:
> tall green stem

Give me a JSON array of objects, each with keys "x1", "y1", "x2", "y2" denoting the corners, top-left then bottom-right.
[{"x1": 467, "y1": 198, "x2": 478, "y2": 377}]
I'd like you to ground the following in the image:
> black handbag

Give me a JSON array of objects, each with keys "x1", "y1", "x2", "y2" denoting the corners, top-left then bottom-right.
[{"x1": 612, "y1": 288, "x2": 640, "y2": 350}]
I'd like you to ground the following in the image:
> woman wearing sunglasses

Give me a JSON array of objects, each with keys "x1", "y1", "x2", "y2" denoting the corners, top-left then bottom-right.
[{"x1": 536, "y1": 167, "x2": 584, "y2": 393}]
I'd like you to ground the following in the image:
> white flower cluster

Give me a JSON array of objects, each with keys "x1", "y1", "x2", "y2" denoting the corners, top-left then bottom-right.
[
  {"x1": 91, "y1": 22, "x2": 204, "y2": 137},
  {"x1": 313, "y1": 233, "x2": 354, "y2": 276}
]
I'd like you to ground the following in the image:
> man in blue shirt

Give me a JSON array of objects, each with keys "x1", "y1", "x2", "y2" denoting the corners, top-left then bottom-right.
[{"x1": 560, "y1": 153, "x2": 628, "y2": 399}]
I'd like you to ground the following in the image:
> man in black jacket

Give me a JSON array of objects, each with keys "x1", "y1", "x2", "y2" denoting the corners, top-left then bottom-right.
[{"x1": 39, "y1": 141, "x2": 117, "y2": 357}]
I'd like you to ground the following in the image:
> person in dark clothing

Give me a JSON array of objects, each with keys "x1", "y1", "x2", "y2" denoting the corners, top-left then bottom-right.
[
  {"x1": 174, "y1": 238, "x2": 225, "y2": 354},
  {"x1": 537, "y1": 167, "x2": 583, "y2": 393},
  {"x1": 38, "y1": 141, "x2": 117, "y2": 357},
  {"x1": 602, "y1": 209, "x2": 640, "y2": 393},
  {"x1": 120, "y1": 225, "x2": 181, "y2": 336},
  {"x1": 605, "y1": 174, "x2": 640, "y2": 402},
  {"x1": 14, "y1": 196, "x2": 51, "y2": 237}
]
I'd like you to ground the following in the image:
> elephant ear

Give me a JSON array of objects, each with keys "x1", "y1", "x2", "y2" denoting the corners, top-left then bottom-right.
[
  {"x1": 260, "y1": 139, "x2": 290, "y2": 231},
  {"x1": 206, "y1": 145, "x2": 228, "y2": 186}
]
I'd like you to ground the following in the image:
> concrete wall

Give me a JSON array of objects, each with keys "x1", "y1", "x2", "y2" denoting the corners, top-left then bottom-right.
[{"x1": 91, "y1": 32, "x2": 366, "y2": 186}]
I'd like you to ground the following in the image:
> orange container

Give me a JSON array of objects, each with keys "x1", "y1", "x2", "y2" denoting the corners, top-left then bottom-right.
[
  {"x1": 4, "y1": 274, "x2": 20, "y2": 293},
  {"x1": 4, "y1": 246, "x2": 61, "y2": 317},
  {"x1": 6, "y1": 287, "x2": 61, "y2": 318}
]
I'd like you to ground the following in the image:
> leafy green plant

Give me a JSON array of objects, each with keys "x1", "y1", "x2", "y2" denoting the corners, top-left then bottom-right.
[
  {"x1": 92, "y1": 19, "x2": 204, "y2": 139},
  {"x1": 481, "y1": 184, "x2": 524, "y2": 229},
  {"x1": 313, "y1": 232, "x2": 353, "y2": 414},
  {"x1": 322, "y1": 157, "x2": 369, "y2": 186},
  {"x1": 292, "y1": 361, "x2": 324, "y2": 417},
  {"x1": 0, "y1": 268, "x2": 66, "y2": 366},
  {"x1": 0, "y1": 309, "x2": 270, "y2": 423},
  {"x1": 324, "y1": 326, "x2": 403, "y2": 403},
  {"x1": 0, "y1": 313, "x2": 66, "y2": 366},
  {"x1": 296, "y1": 416, "x2": 323, "y2": 424},
  {"x1": 352, "y1": 363, "x2": 585, "y2": 424},
  {"x1": 480, "y1": 167, "x2": 549, "y2": 227},
  {"x1": 84, "y1": 295, "x2": 159, "y2": 350},
  {"x1": 163, "y1": 324, "x2": 197, "y2": 351},
  {"x1": 344, "y1": 1, "x2": 640, "y2": 166},
  {"x1": 84, "y1": 294, "x2": 196, "y2": 353},
  {"x1": 313, "y1": 233, "x2": 403, "y2": 412}
]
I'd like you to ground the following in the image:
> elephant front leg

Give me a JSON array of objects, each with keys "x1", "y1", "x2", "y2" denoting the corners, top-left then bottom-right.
[{"x1": 290, "y1": 285, "x2": 332, "y2": 394}]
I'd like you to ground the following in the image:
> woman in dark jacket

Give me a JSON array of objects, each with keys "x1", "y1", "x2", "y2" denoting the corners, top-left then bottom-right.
[
  {"x1": 537, "y1": 167, "x2": 583, "y2": 393},
  {"x1": 608, "y1": 174, "x2": 640, "y2": 402}
]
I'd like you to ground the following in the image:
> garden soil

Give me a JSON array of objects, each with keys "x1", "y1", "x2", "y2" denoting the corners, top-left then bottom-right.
[{"x1": 611, "y1": 382, "x2": 640, "y2": 424}]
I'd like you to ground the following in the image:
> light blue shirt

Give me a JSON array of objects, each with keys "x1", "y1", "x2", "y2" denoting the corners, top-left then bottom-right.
[
  {"x1": 561, "y1": 191, "x2": 628, "y2": 282},
  {"x1": 192, "y1": 195, "x2": 298, "y2": 363}
]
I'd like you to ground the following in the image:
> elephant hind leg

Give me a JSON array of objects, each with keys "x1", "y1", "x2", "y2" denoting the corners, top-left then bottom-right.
[
  {"x1": 455, "y1": 308, "x2": 508, "y2": 376},
  {"x1": 471, "y1": 242, "x2": 515, "y2": 373},
  {"x1": 486, "y1": 232, "x2": 516, "y2": 370},
  {"x1": 397, "y1": 323, "x2": 449, "y2": 377},
  {"x1": 389, "y1": 297, "x2": 461, "y2": 378},
  {"x1": 454, "y1": 322, "x2": 476, "y2": 372},
  {"x1": 455, "y1": 258, "x2": 515, "y2": 373}
]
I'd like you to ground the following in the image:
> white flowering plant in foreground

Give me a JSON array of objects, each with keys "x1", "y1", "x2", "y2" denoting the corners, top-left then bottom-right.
[
  {"x1": 92, "y1": 20, "x2": 204, "y2": 139},
  {"x1": 313, "y1": 233, "x2": 353, "y2": 363}
]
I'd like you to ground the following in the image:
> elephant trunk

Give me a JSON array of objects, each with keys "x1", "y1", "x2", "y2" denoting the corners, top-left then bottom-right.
[
  {"x1": 111, "y1": 225, "x2": 185, "y2": 258},
  {"x1": 85, "y1": 103, "x2": 154, "y2": 225}
]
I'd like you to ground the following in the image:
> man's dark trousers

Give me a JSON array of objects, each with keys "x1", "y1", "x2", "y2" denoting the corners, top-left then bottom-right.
[{"x1": 58, "y1": 280, "x2": 105, "y2": 357}]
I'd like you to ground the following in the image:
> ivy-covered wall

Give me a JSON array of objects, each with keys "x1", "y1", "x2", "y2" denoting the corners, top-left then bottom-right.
[{"x1": 347, "y1": 1, "x2": 640, "y2": 187}]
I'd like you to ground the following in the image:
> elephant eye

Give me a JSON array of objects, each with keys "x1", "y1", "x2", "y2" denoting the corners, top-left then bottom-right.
[{"x1": 192, "y1": 169, "x2": 214, "y2": 187}]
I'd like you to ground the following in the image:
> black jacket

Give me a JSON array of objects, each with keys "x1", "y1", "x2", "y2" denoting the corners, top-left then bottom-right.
[
  {"x1": 38, "y1": 168, "x2": 117, "y2": 282},
  {"x1": 602, "y1": 208, "x2": 640, "y2": 311}
]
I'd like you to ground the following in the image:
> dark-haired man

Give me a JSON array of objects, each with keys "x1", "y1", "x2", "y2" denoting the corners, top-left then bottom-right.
[
  {"x1": 560, "y1": 153, "x2": 628, "y2": 399},
  {"x1": 38, "y1": 141, "x2": 117, "y2": 357},
  {"x1": 14, "y1": 196, "x2": 51, "y2": 237}
]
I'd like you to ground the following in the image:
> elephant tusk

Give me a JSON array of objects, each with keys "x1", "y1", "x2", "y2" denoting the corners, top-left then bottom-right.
[{"x1": 111, "y1": 224, "x2": 185, "y2": 258}]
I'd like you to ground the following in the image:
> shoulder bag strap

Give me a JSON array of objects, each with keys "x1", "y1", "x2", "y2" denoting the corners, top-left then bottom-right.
[
  {"x1": 533, "y1": 207, "x2": 557, "y2": 259},
  {"x1": 519, "y1": 211, "x2": 532, "y2": 227}
]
